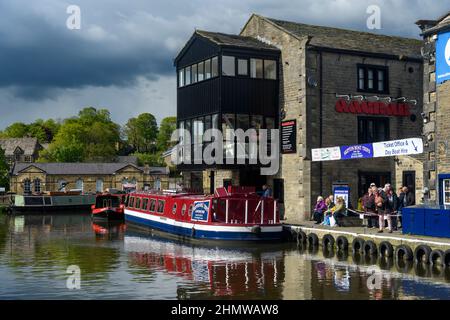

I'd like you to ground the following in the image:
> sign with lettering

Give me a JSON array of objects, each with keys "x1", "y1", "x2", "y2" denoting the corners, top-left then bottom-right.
[
  {"x1": 333, "y1": 185, "x2": 350, "y2": 206},
  {"x1": 191, "y1": 200, "x2": 210, "y2": 221},
  {"x1": 436, "y1": 31, "x2": 450, "y2": 84},
  {"x1": 281, "y1": 120, "x2": 297, "y2": 154},
  {"x1": 312, "y1": 138, "x2": 423, "y2": 162},
  {"x1": 340, "y1": 144, "x2": 373, "y2": 159},
  {"x1": 372, "y1": 138, "x2": 423, "y2": 158},
  {"x1": 311, "y1": 147, "x2": 341, "y2": 161},
  {"x1": 335, "y1": 99, "x2": 411, "y2": 117}
]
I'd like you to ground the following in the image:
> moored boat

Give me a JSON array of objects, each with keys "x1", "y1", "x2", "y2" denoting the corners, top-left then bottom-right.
[
  {"x1": 124, "y1": 186, "x2": 283, "y2": 241},
  {"x1": 91, "y1": 193, "x2": 125, "y2": 221}
]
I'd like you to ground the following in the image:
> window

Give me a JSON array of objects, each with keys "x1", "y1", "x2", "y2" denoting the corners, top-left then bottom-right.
[
  {"x1": 192, "y1": 64, "x2": 198, "y2": 83},
  {"x1": 181, "y1": 204, "x2": 187, "y2": 216},
  {"x1": 24, "y1": 156, "x2": 32, "y2": 163},
  {"x1": 129, "y1": 197, "x2": 135, "y2": 208},
  {"x1": 185, "y1": 66, "x2": 191, "y2": 85},
  {"x1": 211, "y1": 57, "x2": 218, "y2": 77},
  {"x1": 222, "y1": 114, "x2": 235, "y2": 159},
  {"x1": 222, "y1": 56, "x2": 235, "y2": 76},
  {"x1": 143, "y1": 198, "x2": 149, "y2": 211},
  {"x1": 198, "y1": 61, "x2": 204, "y2": 81},
  {"x1": 250, "y1": 115, "x2": 263, "y2": 130},
  {"x1": 96, "y1": 179, "x2": 103, "y2": 193},
  {"x1": 188, "y1": 204, "x2": 193, "y2": 217},
  {"x1": 204, "y1": 59, "x2": 211, "y2": 79},
  {"x1": 357, "y1": 65, "x2": 388, "y2": 93},
  {"x1": 238, "y1": 59, "x2": 248, "y2": 76},
  {"x1": 23, "y1": 179, "x2": 31, "y2": 193},
  {"x1": 236, "y1": 114, "x2": 249, "y2": 130},
  {"x1": 443, "y1": 179, "x2": 450, "y2": 205},
  {"x1": 135, "y1": 197, "x2": 141, "y2": 209},
  {"x1": 149, "y1": 199, "x2": 156, "y2": 212},
  {"x1": 33, "y1": 178, "x2": 41, "y2": 193},
  {"x1": 358, "y1": 117, "x2": 389, "y2": 144},
  {"x1": 154, "y1": 178, "x2": 161, "y2": 190},
  {"x1": 157, "y1": 200, "x2": 165, "y2": 213},
  {"x1": 179, "y1": 69, "x2": 185, "y2": 87},
  {"x1": 250, "y1": 58, "x2": 263, "y2": 78},
  {"x1": 264, "y1": 60, "x2": 277, "y2": 79},
  {"x1": 75, "y1": 179, "x2": 83, "y2": 192},
  {"x1": 172, "y1": 203, "x2": 177, "y2": 215}
]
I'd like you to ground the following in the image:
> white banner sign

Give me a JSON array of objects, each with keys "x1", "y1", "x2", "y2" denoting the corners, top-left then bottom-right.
[
  {"x1": 372, "y1": 138, "x2": 423, "y2": 158},
  {"x1": 311, "y1": 147, "x2": 341, "y2": 162}
]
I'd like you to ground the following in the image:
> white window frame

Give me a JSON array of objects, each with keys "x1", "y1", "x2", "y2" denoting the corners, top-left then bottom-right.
[{"x1": 443, "y1": 179, "x2": 450, "y2": 205}]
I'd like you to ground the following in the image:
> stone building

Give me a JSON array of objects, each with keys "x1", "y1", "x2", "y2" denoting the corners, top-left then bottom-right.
[
  {"x1": 10, "y1": 162, "x2": 169, "y2": 194},
  {"x1": 0, "y1": 137, "x2": 43, "y2": 167},
  {"x1": 175, "y1": 14, "x2": 424, "y2": 223},
  {"x1": 416, "y1": 11, "x2": 450, "y2": 205}
]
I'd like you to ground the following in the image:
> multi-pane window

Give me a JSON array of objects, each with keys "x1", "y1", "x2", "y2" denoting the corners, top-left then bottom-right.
[
  {"x1": 178, "y1": 56, "x2": 218, "y2": 87},
  {"x1": 211, "y1": 57, "x2": 218, "y2": 77},
  {"x1": 358, "y1": 117, "x2": 389, "y2": 144},
  {"x1": 157, "y1": 200, "x2": 165, "y2": 213},
  {"x1": 34, "y1": 178, "x2": 41, "y2": 193},
  {"x1": 192, "y1": 64, "x2": 198, "y2": 83},
  {"x1": 222, "y1": 114, "x2": 235, "y2": 159},
  {"x1": 222, "y1": 56, "x2": 235, "y2": 76},
  {"x1": 238, "y1": 59, "x2": 248, "y2": 76},
  {"x1": 357, "y1": 65, "x2": 388, "y2": 93},
  {"x1": 23, "y1": 179, "x2": 31, "y2": 193},
  {"x1": 250, "y1": 58, "x2": 263, "y2": 78},
  {"x1": 264, "y1": 60, "x2": 277, "y2": 80},
  {"x1": 443, "y1": 179, "x2": 450, "y2": 205},
  {"x1": 204, "y1": 59, "x2": 211, "y2": 79}
]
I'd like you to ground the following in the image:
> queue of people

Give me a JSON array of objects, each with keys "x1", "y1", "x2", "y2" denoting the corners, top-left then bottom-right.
[{"x1": 361, "y1": 183, "x2": 415, "y2": 233}]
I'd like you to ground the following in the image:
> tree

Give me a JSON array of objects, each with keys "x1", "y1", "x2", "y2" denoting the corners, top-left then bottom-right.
[
  {"x1": 124, "y1": 113, "x2": 158, "y2": 153},
  {"x1": 1, "y1": 119, "x2": 61, "y2": 143},
  {"x1": 0, "y1": 147, "x2": 9, "y2": 191},
  {"x1": 156, "y1": 117, "x2": 177, "y2": 152},
  {"x1": 3, "y1": 122, "x2": 29, "y2": 138}
]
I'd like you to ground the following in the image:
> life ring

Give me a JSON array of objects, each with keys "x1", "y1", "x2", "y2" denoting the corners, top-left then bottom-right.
[
  {"x1": 322, "y1": 234, "x2": 335, "y2": 249},
  {"x1": 379, "y1": 241, "x2": 394, "y2": 258},
  {"x1": 363, "y1": 240, "x2": 378, "y2": 256},
  {"x1": 395, "y1": 244, "x2": 413, "y2": 261},
  {"x1": 351, "y1": 237, "x2": 365, "y2": 253},
  {"x1": 307, "y1": 233, "x2": 319, "y2": 247},
  {"x1": 414, "y1": 245, "x2": 432, "y2": 264},
  {"x1": 429, "y1": 249, "x2": 444, "y2": 266},
  {"x1": 336, "y1": 236, "x2": 349, "y2": 251}
]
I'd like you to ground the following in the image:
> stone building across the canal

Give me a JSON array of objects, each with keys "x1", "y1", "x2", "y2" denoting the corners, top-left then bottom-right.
[
  {"x1": 175, "y1": 14, "x2": 424, "y2": 223},
  {"x1": 9, "y1": 162, "x2": 169, "y2": 194},
  {"x1": 416, "y1": 11, "x2": 450, "y2": 205},
  {"x1": 0, "y1": 137, "x2": 44, "y2": 167}
]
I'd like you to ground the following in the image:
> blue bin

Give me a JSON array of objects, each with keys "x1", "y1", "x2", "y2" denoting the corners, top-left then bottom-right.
[
  {"x1": 402, "y1": 206, "x2": 425, "y2": 235},
  {"x1": 424, "y1": 208, "x2": 450, "y2": 238}
]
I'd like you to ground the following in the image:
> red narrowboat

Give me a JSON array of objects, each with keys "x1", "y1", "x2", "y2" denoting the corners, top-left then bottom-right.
[
  {"x1": 91, "y1": 193, "x2": 125, "y2": 221},
  {"x1": 124, "y1": 186, "x2": 283, "y2": 241}
]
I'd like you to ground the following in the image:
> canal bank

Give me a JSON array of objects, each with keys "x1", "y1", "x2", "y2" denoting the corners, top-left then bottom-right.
[{"x1": 284, "y1": 222, "x2": 450, "y2": 265}]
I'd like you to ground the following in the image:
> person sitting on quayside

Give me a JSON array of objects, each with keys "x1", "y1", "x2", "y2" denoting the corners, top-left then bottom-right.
[
  {"x1": 262, "y1": 184, "x2": 272, "y2": 198},
  {"x1": 313, "y1": 196, "x2": 327, "y2": 224},
  {"x1": 332, "y1": 197, "x2": 347, "y2": 227}
]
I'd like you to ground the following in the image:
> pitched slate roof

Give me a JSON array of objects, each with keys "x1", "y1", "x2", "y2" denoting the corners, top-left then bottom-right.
[
  {"x1": 195, "y1": 30, "x2": 279, "y2": 51},
  {"x1": 250, "y1": 15, "x2": 422, "y2": 60},
  {"x1": 417, "y1": 11, "x2": 450, "y2": 36},
  {"x1": 11, "y1": 162, "x2": 168, "y2": 176},
  {"x1": 0, "y1": 138, "x2": 41, "y2": 156}
]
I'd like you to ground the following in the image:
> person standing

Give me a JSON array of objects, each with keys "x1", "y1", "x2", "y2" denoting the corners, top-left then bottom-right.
[
  {"x1": 363, "y1": 186, "x2": 378, "y2": 228},
  {"x1": 397, "y1": 186, "x2": 414, "y2": 228},
  {"x1": 385, "y1": 184, "x2": 398, "y2": 231},
  {"x1": 376, "y1": 184, "x2": 392, "y2": 233},
  {"x1": 262, "y1": 184, "x2": 272, "y2": 198}
]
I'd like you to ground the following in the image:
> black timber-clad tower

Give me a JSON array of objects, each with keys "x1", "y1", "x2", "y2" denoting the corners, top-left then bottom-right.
[{"x1": 174, "y1": 30, "x2": 280, "y2": 193}]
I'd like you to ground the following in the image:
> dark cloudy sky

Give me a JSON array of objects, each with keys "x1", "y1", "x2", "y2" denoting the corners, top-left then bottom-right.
[{"x1": 0, "y1": 0, "x2": 448, "y2": 129}]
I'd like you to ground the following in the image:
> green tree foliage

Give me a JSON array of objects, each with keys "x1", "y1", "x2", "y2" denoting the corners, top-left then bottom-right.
[
  {"x1": 0, "y1": 119, "x2": 60, "y2": 143},
  {"x1": 0, "y1": 147, "x2": 9, "y2": 190},
  {"x1": 39, "y1": 107, "x2": 120, "y2": 162},
  {"x1": 156, "y1": 116, "x2": 177, "y2": 152},
  {"x1": 132, "y1": 152, "x2": 165, "y2": 167},
  {"x1": 124, "y1": 113, "x2": 158, "y2": 153}
]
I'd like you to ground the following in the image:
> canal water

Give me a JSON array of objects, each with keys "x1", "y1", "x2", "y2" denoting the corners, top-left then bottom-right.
[{"x1": 0, "y1": 213, "x2": 449, "y2": 300}]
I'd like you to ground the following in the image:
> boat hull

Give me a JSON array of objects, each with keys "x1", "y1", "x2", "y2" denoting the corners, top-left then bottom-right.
[
  {"x1": 125, "y1": 209, "x2": 283, "y2": 241},
  {"x1": 92, "y1": 208, "x2": 124, "y2": 221}
]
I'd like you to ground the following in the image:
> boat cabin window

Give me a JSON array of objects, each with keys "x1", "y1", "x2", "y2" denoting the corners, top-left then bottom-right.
[
  {"x1": 172, "y1": 203, "x2": 177, "y2": 215},
  {"x1": 128, "y1": 197, "x2": 135, "y2": 208},
  {"x1": 44, "y1": 197, "x2": 52, "y2": 205},
  {"x1": 181, "y1": 204, "x2": 187, "y2": 216},
  {"x1": 135, "y1": 197, "x2": 141, "y2": 209},
  {"x1": 188, "y1": 204, "x2": 193, "y2": 217},
  {"x1": 157, "y1": 200, "x2": 165, "y2": 213},
  {"x1": 149, "y1": 199, "x2": 156, "y2": 212},
  {"x1": 142, "y1": 198, "x2": 149, "y2": 211}
]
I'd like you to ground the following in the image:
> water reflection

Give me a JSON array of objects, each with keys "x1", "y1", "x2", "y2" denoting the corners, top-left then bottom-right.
[{"x1": 0, "y1": 213, "x2": 449, "y2": 299}]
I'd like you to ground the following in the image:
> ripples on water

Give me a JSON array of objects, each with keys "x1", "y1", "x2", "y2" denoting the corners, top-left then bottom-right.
[{"x1": 0, "y1": 213, "x2": 449, "y2": 300}]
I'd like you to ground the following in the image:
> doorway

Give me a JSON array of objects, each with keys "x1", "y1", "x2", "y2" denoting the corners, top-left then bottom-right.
[
  {"x1": 402, "y1": 171, "x2": 416, "y2": 204},
  {"x1": 358, "y1": 171, "x2": 391, "y2": 197}
]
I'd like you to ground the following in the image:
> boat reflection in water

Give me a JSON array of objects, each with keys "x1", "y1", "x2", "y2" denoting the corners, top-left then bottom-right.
[
  {"x1": 92, "y1": 221, "x2": 126, "y2": 241},
  {"x1": 124, "y1": 229, "x2": 287, "y2": 299}
]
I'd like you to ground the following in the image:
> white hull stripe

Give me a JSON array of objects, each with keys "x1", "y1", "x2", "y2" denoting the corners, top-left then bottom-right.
[{"x1": 125, "y1": 209, "x2": 282, "y2": 233}]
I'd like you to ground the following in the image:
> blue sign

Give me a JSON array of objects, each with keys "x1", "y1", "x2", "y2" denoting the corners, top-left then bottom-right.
[
  {"x1": 340, "y1": 144, "x2": 373, "y2": 159},
  {"x1": 436, "y1": 32, "x2": 450, "y2": 84},
  {"x1": 333, "y1": 185, "x2": 350, "y2": 206},
  {"x1": 191, "y1": 201, "x2": 210, "y2": 221}
]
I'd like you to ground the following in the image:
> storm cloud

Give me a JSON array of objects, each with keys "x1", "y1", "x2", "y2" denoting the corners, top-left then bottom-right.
[{"x1": 0, "y1": 0, "x2": 448, "y2": 127}]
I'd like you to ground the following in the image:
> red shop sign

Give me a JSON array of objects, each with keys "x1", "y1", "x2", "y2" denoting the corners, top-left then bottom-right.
[{"x1": 335, "y1": 99, "x2": 411, "y2": 117}]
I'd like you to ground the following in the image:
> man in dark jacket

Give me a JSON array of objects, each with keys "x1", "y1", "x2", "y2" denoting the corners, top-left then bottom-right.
[
  {"x1": 363, "y1": 185, "x2": 378, "y2": 228},
  {"x1": 397, "y1": 187, "x2": 414, "y2": 228}
]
